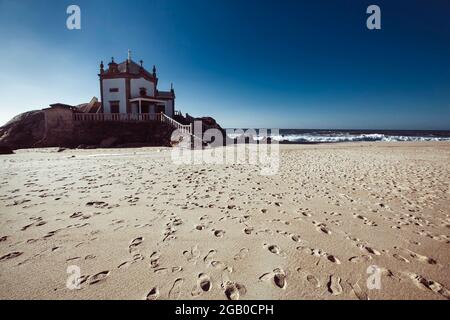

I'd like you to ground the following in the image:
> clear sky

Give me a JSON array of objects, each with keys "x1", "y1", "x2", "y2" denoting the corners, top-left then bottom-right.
[{"x1": 0, "y1": 0, "x2": 449, "y2": 129}]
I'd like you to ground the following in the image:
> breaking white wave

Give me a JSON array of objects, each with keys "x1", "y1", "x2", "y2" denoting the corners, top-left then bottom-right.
[
  {"x1": 270, "y1": 133, "x2": 450, "y2": 143},
  {"x1": 227, "y1": 132, "x2": 450, "y2": 143}
]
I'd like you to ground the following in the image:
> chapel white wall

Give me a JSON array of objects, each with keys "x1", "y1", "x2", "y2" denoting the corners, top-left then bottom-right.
[
  {"x1": 102, "y1": 79, "x2": 126, "y2": 113},
  {"x1": 130, "y1": 78, "x2": 154, "y2": 98},
  {"x1": 164, "y1": 100, "x2": 174, "y2": 117}
]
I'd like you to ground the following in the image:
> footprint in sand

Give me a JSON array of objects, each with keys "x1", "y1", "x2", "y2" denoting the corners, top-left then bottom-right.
[
  {"x1": 198, "y1": 273, "x2": 212, "y2": 292},
  {"x1": 233, "y1": 248, "x2": 249, "y2": 261},
  {"x1": 66, "y1": 256, "x2": 81, "y2": 262},
  {"x1": 393, "y1": 253, "x2": 410, "y2": 263},
  {"x1": 129, "y1": 237, "x2": 143, "y2": 250},
  {"x1": 172, "y1": 266, "x2": 183, "y2": 273},
  {"x1": 404, "y1": 272, "x2": 450, "y2": 299},
  {"x1": 43, "y1": 230, "x2": 59, "y2": 238},
  {"x1": 327, "y1": 275, "x2": 343, "y2": 295},
  {"x1": 224, "y1": 284, "x2": 239, "y2": 300},
  {"x1": 154, "y1": 267, "x2": 170, "y2": 274},
  {"x1": 265, "y1": 244, "x2": 286, "y2": 257},
  {"x1": 168, "y1": 278, "x2": 184, "y2": 299},
  {"x1": 0, "y1": 251, "x2": 23, "y2": 262},
  {"x1": 297, "y1": 246, "x2": 341, "y2": 264},
  {"x1": 213, "y1": 230, "x2": 225, "y2": 238},
  {"x1": 306, "y1": 274, "x2": 321, "y2": 288},
  {"x1": 256, "y1": 229, "x2": 274, "y2": 236},
  {"x1": 220, "y1": 266, "x2": 246, "y2": 299},
  {"x1": 203, "y1": 249, "x2": 216, "y2": 265},
  {"x1": 89, "y1": 271, "x2": 110, "y2": 285},
  {"x1": 268, "y1": 244, "x2": 280, "y2": 254},
  {"x1": 327, "y1": 255, "x2": 341, "y2": 264},
  {"x1": 223, "y1": 282, "x2": 246, "y2": 300},
  {"x1": 349, "y1": 255, "x2": 372, "y2": 263},
  {"x1": 312, "y1": 221, "x2": 332, "y2": 234},
  {"x1": 301, "y1": 211, "x2": 312, "y2": 217},
  {"x1": 146, "y1": 287, "x2": 159, "y2": 300},
  {"x1": 70, "y1": 212, "x2": 82, "y2": 219},
  {"x1": 318, "y1": 225, "x2": 331, "y2": 235},
  {"x1": 128, "y1": 237, "x2": 144, "y2": 262},
  {"x1": 378, "y1": 267, "x2": 401, "y2": 281},
  {"x1": 118, "y1": 261, "x2": 132, "y2": 269},
  {"x1": 259, "y1": 268, "x2": 287, "y2": 289},
  {"x1": 191, "y1": 273, "x2": 212, "y2": 297},
  {"x1": 21, "y1": 223, "x2": 34, "y2": 231},
  {"x1": 149, "y1": 251, "x2": 160, "y2": 268},
  {"x1": 132, "y1": 252, "x2": 144, "y2": 261},
  {"x1": 221, "y1": 266, "x2": 233, "y2": 283},
  {"x1": 353, "y1": 214, "x2": 378, "y2": 227},
  {"x1": 78, "y1": 275, "x2": 90, "y2": 286},
  {"x1": 273, "y1": 269, "x2": 287, "y2": 289},
  {"x1": 183, "y1": 245, "x2": 201, "y2": 264},
  {"x1": 347, "y1": 280, "x2": 369, "y2": 300},
  {"x1": 191, "y1": 286, "x2": 202, "y2": 298},
  {"x1": 211, "y1": 260, "x2": 225, "y2": 269},
  {"x1": 86, "y1": 201, "x2": 108, "y2": 208},
  {"x1": 403, "y1": 249, "x2": 436, "y2": 265},
  {"x1": 363, "y1": 246, "x2": 381, "y2": 256}
]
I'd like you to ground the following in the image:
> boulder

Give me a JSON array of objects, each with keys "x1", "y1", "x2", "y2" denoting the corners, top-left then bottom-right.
[{"x1": 0, "y1": 110, "x2": 45, "y2": 149}]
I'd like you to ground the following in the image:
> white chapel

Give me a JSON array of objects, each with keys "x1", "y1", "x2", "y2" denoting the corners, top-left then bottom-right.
[{"x1": 99, "y1": 50, "x2": 175, "y2": 118}]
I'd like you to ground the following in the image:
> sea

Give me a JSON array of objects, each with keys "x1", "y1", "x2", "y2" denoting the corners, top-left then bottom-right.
[{"x1": 226, "y1": 129, "x2": 450, "y2": 144}]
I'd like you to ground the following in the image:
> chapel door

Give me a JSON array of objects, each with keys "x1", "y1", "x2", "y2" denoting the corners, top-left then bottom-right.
[
  {"x1": 155, "y1": 104, "x2": 165, "y2": 114},
  {"x1": 141, "y1": 102, "x2": 150, "y2": 113},
  {"x1": 110, "y1": 101, "x2": 120, "y2": 113}
]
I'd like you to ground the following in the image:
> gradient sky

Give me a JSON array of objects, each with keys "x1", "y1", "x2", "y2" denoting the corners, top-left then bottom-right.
[{"x1": 0, "y1": 0, "x2": 449, "y2": 129}]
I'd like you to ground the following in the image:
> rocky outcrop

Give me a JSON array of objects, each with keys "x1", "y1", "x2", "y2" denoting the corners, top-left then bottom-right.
[
  {"x1": 184, "y1": 114, "x2": 225, "y2": 135},
  {"x1": 0, "y1": 110, "x2": 45, "y2": 149},
  {"x1": 195, "y1": 116, "x2": 224, "y2": 132},
  {"x1": 0, "y1": 146, "x2": 14, "y2": 154},
  {"x1": 0, "y1": 109, "x2": 173, "y2": 149},
  {"x1": 0, "y1": 107, "x2": 223, "y2": 150}
]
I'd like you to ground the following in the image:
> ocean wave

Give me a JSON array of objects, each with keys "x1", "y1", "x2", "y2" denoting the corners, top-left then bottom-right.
[
  {"x1": 272, "y1": 134, "x2": 450, "y2": 143},
  {"x1": 226, "y1": 132, "x2": 450, "y2": 143}
]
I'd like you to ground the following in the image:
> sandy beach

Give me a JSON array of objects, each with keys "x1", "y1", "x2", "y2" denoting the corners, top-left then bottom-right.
[{"x1": 0, "y1": 142, "x2": 449, "y2": 300}]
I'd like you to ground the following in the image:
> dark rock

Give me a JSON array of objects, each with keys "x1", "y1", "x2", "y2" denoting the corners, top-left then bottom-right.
[
  {"x1": 187, "y1": 114, "x2": 225, "y2": 134},
  {"x1": 114, "y1": 142, "x2": 154, "y2": 148},
  {"x1": 0, "y1": 146, "x2": 14, "y2": 155},
  {"x1": 0, "y1": 111, "x2": 174, "y2": 149},
  {"x1": 99, "y1": 137, "x2": 118, "y2": 148},
  {"x1": 0, "y1": 110, "x2": 45, "y2": 149},
  {"x1": 1, "y1": 108, "x2": 224, "y2": 150}
]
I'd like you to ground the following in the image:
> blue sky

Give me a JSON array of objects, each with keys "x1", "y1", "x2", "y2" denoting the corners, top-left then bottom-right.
[{"x1": 0, "y1": 0, "x2": 449, "y2": 129}]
